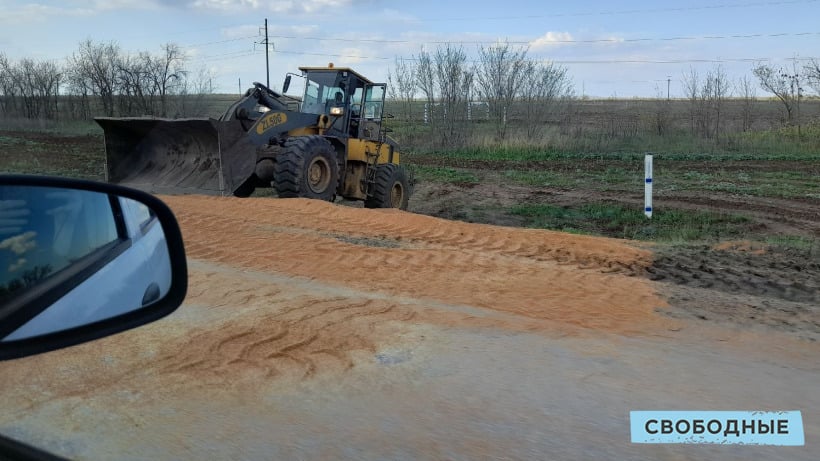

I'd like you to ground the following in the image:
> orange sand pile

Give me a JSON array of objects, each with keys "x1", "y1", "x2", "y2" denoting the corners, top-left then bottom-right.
[
  {"x1": 0, "y1": 195, "x2": 676, "y2": 417},
  {"x1": 164, "y1": 195, "x2": 671, "y2": 335}
]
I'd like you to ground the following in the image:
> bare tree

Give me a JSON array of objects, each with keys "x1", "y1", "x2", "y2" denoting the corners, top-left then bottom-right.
[
  {"x1": 150, "y1": 43, "x2": 187, "y2": 117},
  {"x1": 0, "y1": 56, "x2": 61, "y2": 119},
  {"x1": 652, "y1": 83, "x2": 671, "y2": 136},
  {"x1": 64, "y1": 55, "x2": 94, "y2": 119},
  {"x1": 752, "y1": 61, "x2": 804, "y2": 128},
  {"x1": 67, "y1": 40, "x2": 122, "y2": 116},
  {"x1": 116, "y1": 52, "x2": 153, "y2": 115},
  {"x1": 705, "y1": 65, "x2": 731, "y2": 140},
  {"x1": 519, "y1": 60, "x2": 573, "y2": 138},
  {"x1": 414, "y1": 47, "x2": 436, "y2": 130},
  {"x1": 683, "y1": 65, "x2": 731, "y2": 139},
  {"x1": 474, "y1": 42, "x2": 529, "y2": 141},
  {"x1": 805, "y1": 58, "x2": 820, "y2": 95},
  {"x1": 736, "y1": 75, "x2": 757, "y2": 132},
  {"x1": 434, "y1": 44, "x2": 471, "y2": 146},
  {"x1": 0, "y1": 53, "x2": 19, "y2": 118},
  {"x1": 387, "y1": 57, "x2": 416, "y2": 122},
  {"x1": 682, "y1": 67, "x2": 700, "y2": 135},
  {"x1": 33, "y1": 60, "x2": 61, "y2": 119},
  {"x1": 175, "y1": 66, "x2": 215, "y2": 117}
]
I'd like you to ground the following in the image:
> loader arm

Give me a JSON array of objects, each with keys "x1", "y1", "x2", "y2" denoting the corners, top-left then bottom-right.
[{"x1": 221, "y1": 82, "x2": 289, "y2": 122}]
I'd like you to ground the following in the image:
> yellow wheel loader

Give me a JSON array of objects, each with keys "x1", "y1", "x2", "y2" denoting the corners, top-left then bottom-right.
[{"x1": 95, "y1": 66, "x2": 410, "y2": 209}]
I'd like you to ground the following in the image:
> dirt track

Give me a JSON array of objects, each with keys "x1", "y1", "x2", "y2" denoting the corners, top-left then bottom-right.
[{"x1": 1, "y1": 196, "x2": 818, "y2": 460}]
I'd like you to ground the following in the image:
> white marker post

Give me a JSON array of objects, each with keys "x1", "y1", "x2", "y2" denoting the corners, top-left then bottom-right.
[{"x1": 644, "y1": 153, "x2": 653, "y2": 218}]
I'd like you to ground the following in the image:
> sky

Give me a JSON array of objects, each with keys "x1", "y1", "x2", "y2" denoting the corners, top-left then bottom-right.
[{"x1": 1, "y1": 0, "x2": 818, "y2": 98}]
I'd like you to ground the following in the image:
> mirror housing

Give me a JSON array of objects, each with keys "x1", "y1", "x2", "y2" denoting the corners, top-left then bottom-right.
[
  {"x1": 283, "y1": 75, "x2": 292, "y2": 94},
  {"x1": 0, "y1": 175, "x2": 187, "y2": 360}
]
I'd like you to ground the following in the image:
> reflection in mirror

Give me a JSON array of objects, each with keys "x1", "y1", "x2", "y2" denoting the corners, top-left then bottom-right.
[{"x1": 0, "y1": 186, "x2": 173, "y2": 342}]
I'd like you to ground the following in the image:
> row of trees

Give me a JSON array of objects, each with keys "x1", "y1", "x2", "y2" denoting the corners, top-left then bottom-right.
[
  {"x1": 0, "y1": 56, "x2": 61, "y2": 119},
  {"x1": 388, "y1": 43, "x2": 574, "y2": 147},
  {"x1": 753, "y1": 59, "x2": 820, "y2": 135},
  {"x1": 0, "y1": 40, "x2": 214, "y2": 121},
  {"x1": 660, "y1": 60, "x2": 820, "y2": 140},
  {"x1": 388, "y1": 43, "x2": 820, "y2": 149}
]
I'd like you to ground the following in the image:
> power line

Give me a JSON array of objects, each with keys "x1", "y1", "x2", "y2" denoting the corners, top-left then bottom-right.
[
  {"x1": 192, "y1": 46, "x2": 817, "y2": 65},
  {"x1": 272, "y1": 50, "x2": 391, "y2": 60},
  {"x1": 193, "y1": 50, "x2": 263, "y2": 62},
  {"x1": 120, "y1": 0, "x2": 817, "y2": 41},
  {"x1": 263, "y1": 31, "x2": 820, "y2": 46},
  {"x1": 397, "y1": 56, "x2": 818, "y2": 65},
  {"x1": 418, "y1": 0, "x2": 818, "y2": 21},
  {"x1": 181, "y1": 35, "x2": 258, "y2": 49},
  {"x1": 195, "y1": 48, "x2": 390, "y2": 63}
]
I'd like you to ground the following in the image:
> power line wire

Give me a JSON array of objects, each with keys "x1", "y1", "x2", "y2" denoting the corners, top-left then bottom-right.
[
  {"x1": 135, "y1": 0, "x2": 817, "y2": 43},
  {"x1": 263, "y1": 31, "x2": 820, "y2": 46},
  {"x1": 181, "y1": 35, "x2": 258, "y2": 49},
  {"x1": 192, "y1": 46, "x2": 817, "y2": 65},
  {"x1": 419, "y1": 0, "x2": 818, "y2": 21}
]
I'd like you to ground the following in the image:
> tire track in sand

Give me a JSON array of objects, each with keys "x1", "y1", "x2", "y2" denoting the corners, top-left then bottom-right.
[{"x1": 164, "y1": 196, "x2": 672, "y2": 336}]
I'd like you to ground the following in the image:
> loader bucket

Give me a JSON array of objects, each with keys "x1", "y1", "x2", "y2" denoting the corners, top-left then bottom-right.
[{"x1": 95, "y1": 117, "x2": 256, "y2": 196}]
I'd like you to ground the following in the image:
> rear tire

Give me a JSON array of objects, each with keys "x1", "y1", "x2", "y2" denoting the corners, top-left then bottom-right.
[
  {"x1": 274, "y1": 136, "x2": 339, "y2": 201},
  {"x1": 364, "y1": 164, "x2": 410, "y2": 210}
]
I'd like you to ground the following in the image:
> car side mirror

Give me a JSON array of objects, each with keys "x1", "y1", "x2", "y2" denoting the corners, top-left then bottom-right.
[{"x1": 0, "y1": 175, "x2": 187, "y2": 360}]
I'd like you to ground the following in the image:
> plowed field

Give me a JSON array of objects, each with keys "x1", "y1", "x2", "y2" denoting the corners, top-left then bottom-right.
[{"x1": 1, "y1": 196, "x2": 818, "y2": 460}]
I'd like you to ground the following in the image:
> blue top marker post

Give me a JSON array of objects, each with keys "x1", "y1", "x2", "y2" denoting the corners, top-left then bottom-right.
[{"x1": 644, "y1": 153, "x2": 653, "y2": 218}]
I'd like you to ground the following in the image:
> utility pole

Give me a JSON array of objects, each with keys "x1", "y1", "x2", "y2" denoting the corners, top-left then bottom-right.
[
  {"x1": 264, "y1": 19, "x2": 270, "y2": 87},
  {"x1": 667, "y1": 76, "x2": 671, "y2": 100},
  {"x1": 256, "y1": 19, "x2": 271, "y2": 87}
]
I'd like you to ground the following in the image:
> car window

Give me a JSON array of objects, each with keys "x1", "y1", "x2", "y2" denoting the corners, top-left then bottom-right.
[
  {"x1": 126, "y1": 198, "x2": 155, "y2": 233},
  {"x1": 0, "y1": 186, "x2": 120, "y2": 304}
]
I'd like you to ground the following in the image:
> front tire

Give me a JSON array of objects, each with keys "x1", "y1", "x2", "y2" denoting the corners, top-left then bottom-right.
[
  {"x1": 274, "y1": 136, "x2": 339, "y2": 201},
  {"x1": 365, "y1": 164, "x2": 410, "y2": 210}
]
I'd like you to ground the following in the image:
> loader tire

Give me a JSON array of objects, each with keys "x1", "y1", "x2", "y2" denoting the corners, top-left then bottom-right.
[
  {"x1": 364, "y1": 164, "x2": 410, "y2": 210},
  {"x1": 274, "y1": 136, "x2": 339, "y2": 201}
]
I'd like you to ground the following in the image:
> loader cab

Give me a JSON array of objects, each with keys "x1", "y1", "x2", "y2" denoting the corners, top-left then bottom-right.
[{"x1": 297, "y1": 66, "x2": 387, "y2": 141}]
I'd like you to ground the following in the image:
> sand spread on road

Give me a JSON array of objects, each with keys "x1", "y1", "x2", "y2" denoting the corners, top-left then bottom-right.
[
  {"x1": 165, "y1": 195, "x2": 669, "y2": 334},
  {"x1": 0, "y1": 196, "x2": 676, "y2": 411}
]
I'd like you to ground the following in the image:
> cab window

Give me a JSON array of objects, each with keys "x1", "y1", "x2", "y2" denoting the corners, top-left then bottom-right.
[
  {"x1": 364, "y1": 85, "x2": 385, "y2": 120},
  {"x1": 0, "y1": 187, "x2": 121, "y2": 303},
  {"x1": 301, "y1": 71, "x2": 346, "y2": 115}
]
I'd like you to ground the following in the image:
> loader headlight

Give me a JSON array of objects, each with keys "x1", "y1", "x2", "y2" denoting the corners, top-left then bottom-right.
[
  {"x1": 329, "y1": 107, "x2": 344, "y2": 116},
  {"x1": 256, "y1": 105, "x2": 271, "y2": 113}
]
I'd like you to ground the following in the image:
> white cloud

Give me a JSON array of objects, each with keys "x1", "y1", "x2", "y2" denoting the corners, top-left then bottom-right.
[
  {"x1": 93, "y1": 0, "x2": 163, "y2": 10},
  {"x1": 0, "y1": 231, "x2": 37, "y2": 256},
  {"x1": 191, "y1": 0, "x2": 363, "y2": 13},
  {"x1": 0, "y1": 0, "x2": 164, "y2": 25},
  {"x1": 8, "y1": 258, "x2": 27, "y2": 273},
  {"x1": 0, "y1": 4, "x2": 92, "y2": 25},
  {"x1": 530, "y1": 31, "x2": 573, "y2": 50}
]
